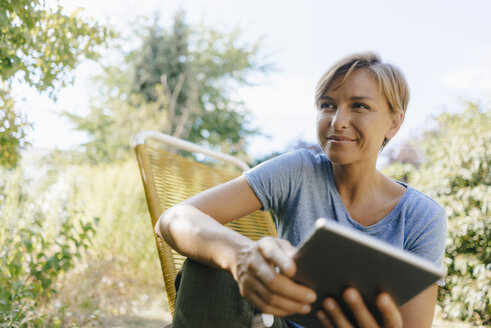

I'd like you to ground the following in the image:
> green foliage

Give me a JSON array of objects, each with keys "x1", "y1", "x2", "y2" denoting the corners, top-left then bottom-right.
[
  {"x1": 381, "y1": 161, "x2": 415, "y2": 183},
  {"x1": 42, "y1": 157, "x2": 164, "y2": 322},
  {"x1": 65, "y1": 159, "x2": 159, "y2": 281},
  {"x1": 131, "y1": 11, "x2": 191, "y2": 105},
  {"x1": 0, "y1": 87, "x2": 31, "y2": 168},
  {"x1": 0, "y1": 0, "x2": 110, "y2": 168},
  {"x1": 0, "y1": 166, "x2": 97, "y2": 327},
  {"x1": 0, "y1": 0, "x2": 109, "y2": 93},
  {"x1": 66, "y1": 11, "x2": 268, "y2": 163},
  {"x1": 0, "y1": 146, "x2": 162, "y2": 326},
  {"x1": 384, "y1": 103, "x2": 491, "y2": 324},
  {"x1": 184, "y1": 23, "x2": 268, "y2": 148},
  {"x1": 414, "y1": 104, "x2": 490, "y2": 324},
  {"x1": 62, "y1": 90, "x2": 169, "y2": 164}
]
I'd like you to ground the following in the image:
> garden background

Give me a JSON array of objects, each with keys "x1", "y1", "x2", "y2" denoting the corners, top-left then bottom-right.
[{"x1": 1, "y1": 1, "x2": 489, "y2": 327}]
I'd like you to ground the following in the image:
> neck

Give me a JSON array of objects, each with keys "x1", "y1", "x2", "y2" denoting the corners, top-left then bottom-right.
[{"x1": 331, "y1": 160, "x2": 383, "y2": 207}]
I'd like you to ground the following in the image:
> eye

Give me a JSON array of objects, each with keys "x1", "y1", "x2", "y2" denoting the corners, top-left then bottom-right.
[
  {"x1": 319, "y1": 102, "x2": 336, "y2": 111},
  {"x1": 352, "y1": 102, "x2": 370, "y2": 111}
]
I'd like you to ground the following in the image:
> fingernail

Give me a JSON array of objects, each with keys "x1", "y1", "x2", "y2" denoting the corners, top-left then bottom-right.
[
  {"x1": 317, "y1": 310, "x2": 326, "y2": 320},
  {"x1": 345, "y1": 289, "x2": 357, "y2": 302},
  {"x1": 324, "y1": 298, "x2": 335, "y2": 311},
  {"x1": 284, "y1": 259, "x2": 293, "y2": 268},
  {"x1": 379, "y1": 294, "x2": 389, "y2": 306},
  {"x1": 306, "y1": 292, "x2": 317, "y2": 303},
  {"x1": 302, "y1": 305, "x2": 311, "y2": 313}
]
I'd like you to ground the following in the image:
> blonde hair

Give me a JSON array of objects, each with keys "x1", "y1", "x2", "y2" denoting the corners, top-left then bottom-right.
[{"x1": 315, "y1": 51, "x2": 410, "y2": 148}]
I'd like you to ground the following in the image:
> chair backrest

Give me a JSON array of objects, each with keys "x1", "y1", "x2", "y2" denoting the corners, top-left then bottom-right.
[{"x1": 134, "y1": 131, "x2": 277, "y2": 316}]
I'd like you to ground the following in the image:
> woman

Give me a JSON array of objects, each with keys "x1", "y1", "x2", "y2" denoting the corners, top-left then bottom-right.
[{"x1": 155, "y1": 52, "x2": 446, "y2": 328}]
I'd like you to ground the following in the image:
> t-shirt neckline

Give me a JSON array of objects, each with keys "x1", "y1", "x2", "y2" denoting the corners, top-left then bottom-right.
[{"x1": 326, "y1": 160, "x2": 411, "y2": 231}]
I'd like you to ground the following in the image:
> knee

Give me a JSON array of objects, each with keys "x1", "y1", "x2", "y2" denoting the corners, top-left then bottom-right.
[
  {"x1": 173, "y1": 259, "x2": 254, "y2": 328},
  {"x1": 176, "y1": 259, "x2": 236, "y2": 292}
]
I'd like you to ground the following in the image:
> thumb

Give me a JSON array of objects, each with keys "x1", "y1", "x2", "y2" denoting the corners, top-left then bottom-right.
[
  {"x1": 257, "y1": 237, "x2": 296, "y2": 277},
  {"x1": 276, "y1": 239, "x2": 298, "y2": 277}
]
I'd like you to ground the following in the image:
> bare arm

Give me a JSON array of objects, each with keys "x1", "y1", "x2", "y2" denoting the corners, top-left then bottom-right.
[
  {"x1": 154, "y1": 176, "x2": 317, "y2": 316},
  {"x1": 155, "y1": 176, "x2": 263, "y2": 275},
  {"x1": 400, "y1": 284, "x2": 438, "y2": 328}
]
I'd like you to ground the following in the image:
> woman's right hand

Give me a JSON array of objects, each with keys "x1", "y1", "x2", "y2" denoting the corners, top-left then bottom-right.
[{"x1": 233, "y1": 236, "x2": 317, "y2": 317}]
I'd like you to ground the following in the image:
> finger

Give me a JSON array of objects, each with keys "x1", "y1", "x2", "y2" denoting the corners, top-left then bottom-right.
[
  {"x1": 376, "y1": 293, "x2": 402, "y2": 328},
  {"x1": 323, "y1": 298, "x2": 354, "y2": 328},
  {"x1": 246, "y1": 290, "x2": 291, "y2": 317},
  {"x1": 246, "y1": 275, "x2": 312, "y2": 315},
  {"x1": 253, "y1": 240, "x2": 316, "y2": 304},
  {"x1": 342, "y1": 288, "x2": 379, "y2": 327},
  {"x1": 276, "y1": 238, "x2": 298, "y2": 258},
  {"x1": 239, "y1": 256, "x2": 314, "y2": 314},
  {"x1": 258, "y1": 237, "x2": 296, "y2": 275},
  {"x1": 317, "y1": 310, "x2": 335, "y2": 328},
  {"x1": 254, "y1": 264, "x2": 316, "y2": 304}
]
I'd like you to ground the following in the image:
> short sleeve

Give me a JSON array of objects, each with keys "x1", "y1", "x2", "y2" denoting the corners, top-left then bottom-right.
[
  {"x1": 406, "y1": 205, "x2": 447, "y2": 285},
  {"x1": 243, "y1": 150, "x2": 305, "y2": 213}
]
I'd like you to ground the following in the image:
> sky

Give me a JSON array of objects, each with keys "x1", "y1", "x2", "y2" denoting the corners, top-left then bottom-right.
[{"x1": 15, "y1": 0, "x2": 491, "y2": 159}]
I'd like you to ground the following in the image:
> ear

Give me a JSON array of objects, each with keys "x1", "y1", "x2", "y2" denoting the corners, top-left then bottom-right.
[{"x1": 385, "y1": 112, "x2": 404, "y2": 139}]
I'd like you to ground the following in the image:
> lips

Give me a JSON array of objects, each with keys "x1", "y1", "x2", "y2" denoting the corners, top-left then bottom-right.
[{"x1": 327, "y1": 135, "x2": 356, "y2": 141}]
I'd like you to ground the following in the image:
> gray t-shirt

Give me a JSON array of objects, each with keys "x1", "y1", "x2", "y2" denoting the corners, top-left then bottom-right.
[
  {"x1": 244, "y1": 150, "x2": 446, "y2": 327},
  {"x1": 244, "y1": 149, "x2": 447, "y2": 269}
]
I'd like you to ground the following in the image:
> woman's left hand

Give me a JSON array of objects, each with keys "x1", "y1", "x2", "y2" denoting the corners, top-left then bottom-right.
[{"x1": 317, "y1": 288, "x2": 403, "y2": 328}]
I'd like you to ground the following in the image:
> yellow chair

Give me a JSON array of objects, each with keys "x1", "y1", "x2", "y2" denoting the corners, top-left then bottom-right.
[{"x1": 134, "y1": 131, "x2": 278, "y2": 319}]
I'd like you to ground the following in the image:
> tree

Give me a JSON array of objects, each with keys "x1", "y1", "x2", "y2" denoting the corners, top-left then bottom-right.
[
  {"x1": 132, "y1": 12, "x2": 191, "y2": 106},
  {"x1": 0, "y1": 0, "x2": 110, "y2": 168},
  {"x1": 66, "y1": 11, "x2": 269, "y2": 163},
  {"x1": 384, "y1": 103, "x2": 490, "y2": 324},
  {"x1": 130, "y1": 11, "x2": 197, "y2": 140},
  {"x1": 0, "y1": 89, "x2": 29, "y2": 167}
]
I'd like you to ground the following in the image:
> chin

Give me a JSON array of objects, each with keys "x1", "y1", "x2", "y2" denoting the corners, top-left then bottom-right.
[
  {"x1": 323, "y1": 148, "x2": 353, "y2": 165},
  {"x1": 328, "y1": 157, "x2": 353, "y2": 165}
]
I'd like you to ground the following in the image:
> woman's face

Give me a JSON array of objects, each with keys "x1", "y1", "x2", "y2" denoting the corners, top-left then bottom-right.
[{"x1": 316, "y1": 68, "x2": 401, "y2": 166}]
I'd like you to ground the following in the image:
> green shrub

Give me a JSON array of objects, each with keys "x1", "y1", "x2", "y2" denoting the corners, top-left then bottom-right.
[
  {"x1": 0, "y1": 167, "x2": 97, "y2": 327},
  {"x1": 385, "y1": 104, "x2": 490, "y2": 324},
  {"x1": 0, "y1": 150, "x2": 165, "y2": 326},
  {"x1": 64, "y1": 159, "x2": 160, "y2": 283}
]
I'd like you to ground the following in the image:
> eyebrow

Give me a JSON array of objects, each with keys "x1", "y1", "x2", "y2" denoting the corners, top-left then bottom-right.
[
  {"x1": 318, "y1": 95, "x2": 375, "y2": 101},
  {"x1": 350, "y1": 96, "x2": 375, "y2": 101}
]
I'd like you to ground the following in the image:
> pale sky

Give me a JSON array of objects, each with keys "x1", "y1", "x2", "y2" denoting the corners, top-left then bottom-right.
[{"x1": 16, "y1": 0, "x2": 491, "y2": 158}]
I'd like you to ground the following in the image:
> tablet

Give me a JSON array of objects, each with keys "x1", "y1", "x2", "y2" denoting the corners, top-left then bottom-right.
[{"x1": 285, "y1": 218, "x2": 443, "y2": 327}]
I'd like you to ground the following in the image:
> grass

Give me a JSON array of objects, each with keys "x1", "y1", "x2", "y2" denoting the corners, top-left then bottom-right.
[
  {"x1": 44, "y1": 254, "x2": 171, "y2": 327},
  {"x1": 52, "y1": 256, "x2": 478, "y2": 327}
]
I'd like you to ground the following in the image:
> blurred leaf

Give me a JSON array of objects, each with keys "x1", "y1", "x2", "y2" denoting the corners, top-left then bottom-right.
[
  {"x1": 65, "y1": 10, "x2": 269, "y2": 164},
  {"x1": 0, "y1": 0, "x2": 112, "y2": 168},
  {"x1": 385, "y1": 103, "x2": 490, "y2": 324}
]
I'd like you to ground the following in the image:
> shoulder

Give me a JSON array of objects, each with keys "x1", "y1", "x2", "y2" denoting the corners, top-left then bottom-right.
[
  {"x1": 273, "y1": 148, "x2": 327, "y2": 165},
  {"x1": 399, "y1": 185, "x2": 447, "y2": 265},
  {"x1": 402, "y1": 186, "x2": 446, "y2": 223},
  {"x1": 243, "y1": 149, "x2": 327, "y2": 212},
  {"x1": 246, "y1": 149, "x2": 328, "y2": 175}
]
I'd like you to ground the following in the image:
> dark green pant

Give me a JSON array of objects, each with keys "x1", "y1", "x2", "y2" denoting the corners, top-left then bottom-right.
[{"x1": 172, "y1": 259, "x2": 291, "y2": 328}]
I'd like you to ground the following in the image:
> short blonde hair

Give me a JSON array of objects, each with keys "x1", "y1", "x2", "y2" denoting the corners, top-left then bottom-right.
[{"x1": 315, "y1": 52, "x2": 410, "y2": 147}]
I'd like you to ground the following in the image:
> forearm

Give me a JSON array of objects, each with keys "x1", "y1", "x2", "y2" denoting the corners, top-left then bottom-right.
[
  {"x1": 155, "y1": 203, "x2": 253, "y2": 277},
  {"x1": 400, "y1": 284, "x2": 438, "y2": 328},
  {"x1": 156, "y1": 203, "x2": 317, "y2": 317}
]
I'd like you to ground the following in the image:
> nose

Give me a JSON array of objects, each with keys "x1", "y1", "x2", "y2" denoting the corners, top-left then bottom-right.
[{"x1": 331, "y1": 106, "x2": 350, "y2": 130}]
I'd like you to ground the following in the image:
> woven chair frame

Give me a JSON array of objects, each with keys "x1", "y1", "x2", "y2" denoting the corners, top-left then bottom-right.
[{"x1": 135, "y1": 134, "x2": 277, "y2": 316}]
